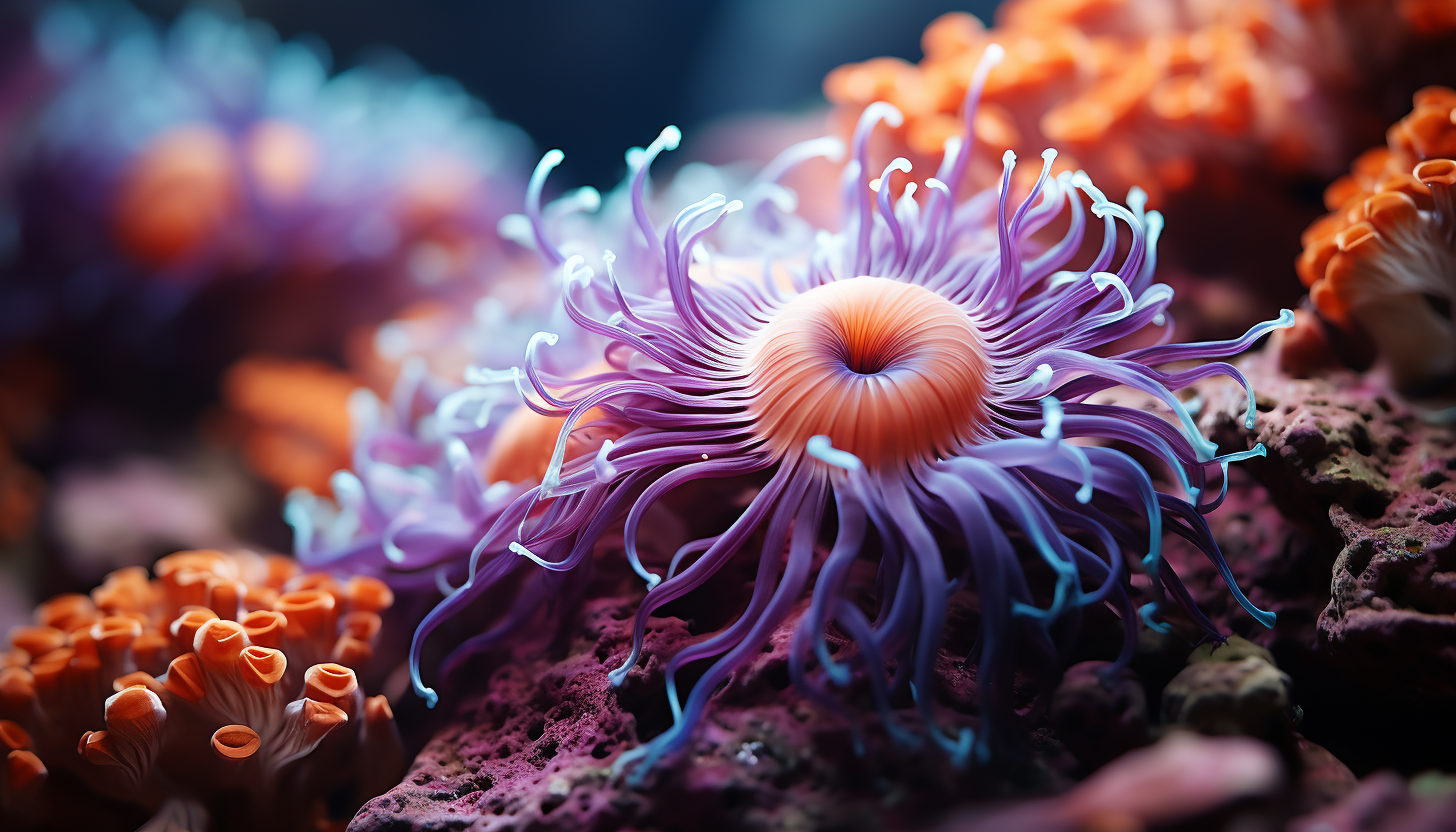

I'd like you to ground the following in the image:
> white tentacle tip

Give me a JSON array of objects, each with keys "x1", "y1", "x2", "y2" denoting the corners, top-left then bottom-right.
[{"x1": 807, "y1": 435, "x2": 863, "y2": 471}]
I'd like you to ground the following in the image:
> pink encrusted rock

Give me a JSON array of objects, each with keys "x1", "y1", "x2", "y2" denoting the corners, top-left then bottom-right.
[
  {"x1": 1180, "y1": 358, "x2": 1456, "y2": 773},
  {"x1": 1290, "y1": 771, "x2": 1456, "y2": 832},
  {"x1": 1192, "y1": 360, "x2": 1456, "y2": 697},
  {"x1": 349, "y1": 586, "x2": 1070, "y2": 832},
  {"x1": 929, "y1": 732, "x2": 1284, "y2": 832}
]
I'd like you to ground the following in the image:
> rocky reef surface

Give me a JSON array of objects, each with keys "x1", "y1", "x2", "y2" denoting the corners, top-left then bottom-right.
[{"x1": 352, "y1": 355, "x2": 1456, "y2": 832}]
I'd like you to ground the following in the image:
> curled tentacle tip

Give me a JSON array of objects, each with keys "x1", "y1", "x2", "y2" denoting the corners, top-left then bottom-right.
[
  {"x1": 1138, "y1": 603, "x2": 1172, "y2": 634},
  {"x1": 420, "y1": 687, "x2": 438, "y2": 708},
  {"x1": 1002, "y1": 149, "x2": 1016, "y2": 167},
  {"x1": 863, "y1": 101, "x2": 904, "y2": 129},
  {"x1": 541, "y1": 148, "x2": 565, "y2": 167},
  {"x1": 806, "y1": 435, "x2": 863, "y2": 471},
  {"x1": 1041, "y1": 148, "x2": 1057, "y2": 162},
  {"x1": 982, "y1": 42, "x2": 1005, "y2": 64},
  {"x1": 643, "y1": 573, "x2": 662, "y2": 590}
]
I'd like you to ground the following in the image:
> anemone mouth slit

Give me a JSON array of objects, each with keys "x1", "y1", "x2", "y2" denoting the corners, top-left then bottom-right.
[{"x1": 746, "y1": 276, "x2": 991, "y2": 467}]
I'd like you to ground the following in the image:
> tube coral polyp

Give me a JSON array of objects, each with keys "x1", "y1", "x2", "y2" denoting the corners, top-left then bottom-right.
[
  {"x1": 825, "y1": 0, "x2": 1456, "y2": 206},
  {"x1": 1298, "y1": 86, "x2": 1456, "y2": 399},
  {"x1": 0, "y1": 550, "x2": 401, "y2": 830},
  {"x1": 407, "y1": 47, "x2": 1290, "y2": 774}
]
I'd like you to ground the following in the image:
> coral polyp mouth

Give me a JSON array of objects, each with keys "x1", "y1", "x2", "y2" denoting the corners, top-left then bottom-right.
[{"x1": 746, "y1": 276, "x2": 990, "y2": 467}]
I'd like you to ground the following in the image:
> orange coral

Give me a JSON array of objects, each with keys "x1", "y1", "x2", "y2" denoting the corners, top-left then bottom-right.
[
  {"x1": 1297, "y1": 87, "x2": 1456, "y2": 397},
  {"x1": 0, "y1": 550, "x2": 401, "y2": 829},
  {"x1": 113, "y1": 125, "x2": 241, "y2": 270},
  {"x1": 826, "y1": 0, "x2": 1455, "y2": 206},
  {"x1": 221, "y1": 355, "x2": 363, "y2": 494}
]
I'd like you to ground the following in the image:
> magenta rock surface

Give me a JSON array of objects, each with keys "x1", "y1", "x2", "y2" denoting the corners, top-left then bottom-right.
[
  {"x1": 350, "y1": 581, "x2": 1072, "y2": 832},
  {"x1": 1184, "y1": 360, "x2": 1456, "y2": 773},
  {"x1": 929, "y1": 732, "x2": 1284, "y2": 832},
  {"x1": 1290, "y1": 771, "x2": 1456, "y2": 832}
]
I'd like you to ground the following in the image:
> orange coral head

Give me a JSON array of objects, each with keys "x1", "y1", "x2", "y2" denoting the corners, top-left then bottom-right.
[
  {"x1": 1300, "y1": 87, "x2": 1456, "y2": 398},
  {"x1": 745, "y1": 277, "x2": 991, "y2": 468},
  {"x1": 113, "y1": 124, "x2": 239, "y2": 269}
]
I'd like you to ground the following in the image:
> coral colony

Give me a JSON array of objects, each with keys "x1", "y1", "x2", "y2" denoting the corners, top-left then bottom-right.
[{"x1": 3, "y1": 0, "x2": 1455, "y2": 830}]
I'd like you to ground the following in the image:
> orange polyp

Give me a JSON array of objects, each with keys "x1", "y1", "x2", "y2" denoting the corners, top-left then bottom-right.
[
  {"x1": 28, "y1": 648, "x2": 76, "y2": 691},
  {"x1": 241, "y1": 610, "x2": 288, "y2": 649},
  {"x1": 339, "y1": 611, "x2": 382, "y2": 643},
  {"x1": 8, "y1": 626, "x2": 66, "y2": 659},
  {"x1": 302, "y1": 698, "x2": 348, "y2": 731},
  {"x1": 286, "y1": 573, "x2": 344, "y2": 606},
  {"x1": 35, "y1": 594, "x2": 98, "y2": 632},
  {"x1": 195, "y1": 620, "x2": 248, "y2": 672},
  {"x1": 1363, "y1": 192, "x2": 1421, "y2": 235},
  {"x1": 343, "y1": 577, "x2": 394, "y2": 614},
  {"x1": 746, "y1": 277, "x2": 990, "y2": 468},
  {"x1": 210, "y1": 724, "x2": 261, "y2": 760},
  {"x1": 131, "y1": 632, "x2": 170, "y2": 676},
  {"x1": 273, "y1": 590, "x2": 336, "y2": 642},
  {"x1": 1417, "y1": 158, "x2": 1456, "y2": 186},
  {"x1": 330, "y1": 637, "x2": 373, "y2": 668},
  {"x1": 6, "y1": 749, "x2": 45, "y2": 791},
  {"x1": 113, "y1": 124, "x2": 238, "y2": 269},
  {"x1": 204, "y1": 578, "x2": 245, "y2": 620},
  {"x1": 155, "y1": 551, "x2": 235, "y2": 583},
  {"x1": 364, "y1": 694, "x2": 393, "y2": 723},
  {"x1": 304, "y1": 663, "x2": 358, "y2": 710},
  {"x1": 78, "y1": 730, "x2": 118, "y2": 766},
  {"x1": 107, "y1": 685, "x2": 165, "y2": 731},
  {"x1": 0, "y1": 719, "x2": 30, "y2": 750},
  {"x1": 170, "y1": 608, "x2": 219, "y2": 653},
  {"x1": 0, "y1": 667, "x2": 35, "y2": 713},
  {"x1": 112, "y1": 672, "x2": 165, "y2": 697},
  {"x1": 162, "y1": 654, "x2": 206, "y2": 703},
  {"x1": 91, "y1": 567, "x2": 155, "y2": 614},
  {"x1": 243, "y1": 586, "x2": 280, "y2": 613},
  {"x1": 237, "y1": 646, "x2": 287, "y2": 690}
]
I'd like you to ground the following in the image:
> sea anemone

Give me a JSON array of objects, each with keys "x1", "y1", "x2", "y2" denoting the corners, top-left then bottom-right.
[
  {"x1": 1297, "y1": 86, "x2": 1456, "y2": 403},
  {"x1": 409, "y1": 46, "x2": 1291, "y2": 774},
  {"x1": 0, "y1": 549, "x2": 401, "y2": 830},
  {"x1": 282, "y1": 125, "x2": 827, "y2": 645},
  {"x1": 824, "y1": 0, "x2": 1456, "y2": 207}
]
